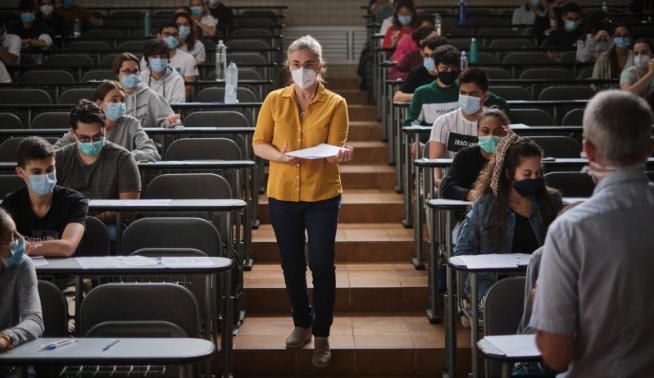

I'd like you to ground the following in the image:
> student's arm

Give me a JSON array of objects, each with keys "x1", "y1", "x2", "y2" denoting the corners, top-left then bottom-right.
[
  {"x1": 170, "y1": 75, "x2": 186, "y2": 104},
  {"x1": 620, "y1": 60, "x2": 654, "y2": 94},
  {"x1": 131, "y1": 128, "x2": 161, "y2": 162},
  {"x1": 393, "y1": 90, "x2": 413, "y2": 102},
  {"x1": 195, "y1": 42, "x2": 206, "y2": 65},
  {"x1": 452, "y1": 200, "x2": 481, "y2": 256},
  {"x1": 0, "y1": 259, "x2": 43, "y2": 349},
  {"x1": 117, "y1": 152, "x2": 142, "y2": 198},
  {"x1": 151, "y1": 93, "x2": 177, "y2": 127},
  {"x1": 536, "y1": 331, "x2": 575, "y2": 372},
  {"x1": 427, "y1": 117, "x2": 449, "y2": 185},
  {"x1": 440, "y1": 149, "x2": 475, "y2": 201},
  {"x1": 29, "y1": 223, "x2": 85, "y2": 257},
  {"x1": 0, "y1": 44, "x2": 18, "y2": 66},
  {"x1": 405, "y1": 88, "x2": 423, "y2": 125}
]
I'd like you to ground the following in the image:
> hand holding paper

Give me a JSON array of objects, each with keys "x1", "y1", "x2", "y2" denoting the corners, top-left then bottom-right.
[{"x1": 286, "y1": 143, "x2": 353, "y2": 162}]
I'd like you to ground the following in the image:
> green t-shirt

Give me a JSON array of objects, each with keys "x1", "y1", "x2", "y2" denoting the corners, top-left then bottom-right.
[{"x1": 620, "y1": 66, "x2": 654, "y2": 97}]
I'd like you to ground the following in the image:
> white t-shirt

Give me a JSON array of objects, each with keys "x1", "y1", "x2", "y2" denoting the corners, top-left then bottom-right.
[
  {"x1": 379, "y1": 16, "x2": 392, "y2": 46},
  {"x1": 170, "y1": 48, "x2": 199, "y2": 78},
  {"x1": 0, "y1": 61, "x2": 11, "y2": 83},
  {"x1": 180, "y1": 40, "x2": 206, "y2": 64},
  {"x1": 429, "y1": 108, "x2": 487, "y2": 158},
  {"x1": 3, "y1": 33, "x2": 21, "y2": 64}
]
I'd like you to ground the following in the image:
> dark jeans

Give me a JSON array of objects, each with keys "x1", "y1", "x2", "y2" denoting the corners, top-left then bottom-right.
[{"x1": 268, "y1": 195, "x2": 341, "y2": 337}]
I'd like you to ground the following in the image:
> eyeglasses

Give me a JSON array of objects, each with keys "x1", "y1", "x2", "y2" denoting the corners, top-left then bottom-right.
[
  {"x1": 75, "y1": 133, "x2": 104, "y2": 143},
  {"x1": 120, "y1": 68, "x2": 139, "y2": 75}
]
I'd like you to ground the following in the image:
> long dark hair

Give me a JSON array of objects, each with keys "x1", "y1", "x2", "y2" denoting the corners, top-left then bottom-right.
[
  {"x1": 608, "y1": 24, "x2": 632, "y2": 77},
  {"x1": 175, "y1": 12, "x2": 197, "y2": 51},
  {"x1": 392, "y1": 0, "x2": 417, "y2": 29},
  {"x1": 473, "y1": 137, "x2": 558, "y2": 249}
]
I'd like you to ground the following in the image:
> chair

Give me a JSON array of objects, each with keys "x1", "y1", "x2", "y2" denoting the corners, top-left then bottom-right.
[
  {"x1": 107, "y1": 11, "x2": 144, "y2": 19},
  {"x1": 195, "y1": 86, "x2": 259, "y2": 103},
  {"x1": 518, "y1": 67, "x2": 573, "y2": 81},
  {"x1": 479, "y1": 67, "x2": 513, "y2": 80},
  {"x1": 65, "y1": 40, "x2": 112, "y2": 51},
  {"x1": 76, "y1": 216, "x2": 111, "y2": 257},
  {"x1": 0, "y1": 137, "x2": 56, "y2": 162},
  {"x1": 225, "y1": 38, "x2": 271, "y2": 50},
  {"x1": 444, "y1": 38, "x2": 469, "y2": 50},
  {"x1": 131, "y1": 247, "x2": 208, "y2": 258},
  {"x1": 0, "y1": 89, "x2": 52, "y2": 104},
  {"x1": 0, "y1": 113, "x2": 23, "y2": 129},
  {"x1": 165, "y1": 138, "x2": 243, "y2": 161},
  {"x1": 508, "y1": 109, "x2": 555, "y2": 126},
  {"x1": 145, "y1": 173, "x2": 232, "y2": 200},
  {"x1": 207, "y1": 68, "x2": 263, "y2": 81},
  {"x1": 502, "y1": 52, "x2": 549, "y2": 64},
  {"x1": 229, "y1": 28, "x2": 273, "y2": 38},
  {"x1": 30, "y1": 112, "x2": 70, "y2": 129},
  {"x1": 545, "y1": 172, "x2": 595, "y2": 197},
  {"x1": 559, "y1": 51, "x2": 577, "y2": 64},
  {"x1": 0, "y1": 175, "x2": 25, "y2": 198},
  {"x1": 488, "y1": 38, "x2": 535, "y2": 49},
  {"x1": 240, "y1": 10, "x2": 278, "y2": 18},
  {"x1": 58, "y1": 88, "x2": 95, "y2": 105},
  {"x1": 182, "y1": 111, "x2": 249, "y2": 127},
  {"x1": 81, "y1": 69, "x2": 114, "y2": 82},
  {"x1": 38, "y1": 280, "x2": 69, "y2": 337},
  {"x1": 561, "y1": 108, "x2": 584, "y2": 126},
  {"x1": 85, "y1": 320, "x2": 187, "y2": 338},
  {"x1": 488, "y1": 86, "x2": 531, "y2": 101},
  {"x1": 21, "y1": 70, "x2": 76, "y2": 85},
  {"x1": 476, "y1": 52, "x2": 498, "y2": 64},
  {"x1": 538, "y1": 85, "x2": 595, "y2": 101},
  {"x1": 99, "y1": 53, "x2": 119, "y2": 67},
  {"x1": 45, "y1": 54, "x2": 95, "y2": 68},
  {"x1": 80, "y1": 28, "x2": 125, "y2": 40},
  {"x1": 576, "y1": 66, "x2": 593, "y2": 79},
  {"x1": 237, "y1": 17, "x2": 277, "y2": 28},
  {"x1": 117, "y1": 40, "x2": 147, "y2": 52},
  {"x1": 529, "y1": 136, "x2": 582, "y2": 158},
  {"x1": 229, "y1": 52, "x2": 267, "y2": 65}
]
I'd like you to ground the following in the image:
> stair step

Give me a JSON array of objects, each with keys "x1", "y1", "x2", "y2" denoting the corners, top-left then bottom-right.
[
  {"x1": 245, "y1": 263, "x2": 427, "y2": 313},
  {"x1": 349, "y1": 141, "x2": 387, "y2": 165},
  {"x1": 340, "y1": 165, "x2": 395, "y2": 190},
  {"x1": 348, "y1": 121, "x2": 383, "y2": 142},
  {"x1": 327, "y1": 77, "x2": 362, "y2": 90},
  {"x1": 233, "y1": 314, "x2": 471, "y2": 376},
  {"x1": 348, "y1": 105, "x2": 378, "y2": 122},
  {"x1": 340, "y1": 89, "x2": 371, "y2": 106},
  {"x1": 258, "y1": 191, "x2": 404, "y2": 224}
]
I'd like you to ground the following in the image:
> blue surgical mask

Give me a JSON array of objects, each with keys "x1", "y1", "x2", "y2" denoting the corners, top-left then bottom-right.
[
  {"x1": 613, "y1": 37, "x2": 631, "y2": 49},
  {"x1": 120, "y1": 74, "x2": 141, "y2": 89},
  {"x1": 477, "y1": 135, "x2": 501, "y2": 154},
  {"x1": 458, "y1": 94, "x2": 482, "y2": 115},
  {"x1": 179, "y1": 25, "x2": 191, "y2": 39},
  {"x1": 78, "y1": 138, "x2": 105, "y2": 157},
  {"x1": 105, "y1": 102, "x2": 126, "y2": 121},
  {"x1": 20, "y1": 12, "x2": 35, "y2": 23},
  {"x1": 164, "y1": 36, "x2": 179, "y2": 49},
  {"x1": 190, "y1": 6, "x2": 204, "y2": 16},
  {"x1": 564, "y1": 19, "x2": 578, "y2": 31},
  {"x1": 149, "y1": 57, "x2": 169, "y2": 74},
  {"x1": 423, "y1": 57, "x2": 434, "y2": 72},
  {"x1": 3, "y1": 238, "x2": 25, "y2": 268},
  {"x1": 398, "y1": 15, "x2": 412, "y2": 26},
  {"x1": 63, "y1": 0, "x2": 75, "y2": 8},
  {"x1": 28, "y1": 171, "x2": 57, "y2": 196}
]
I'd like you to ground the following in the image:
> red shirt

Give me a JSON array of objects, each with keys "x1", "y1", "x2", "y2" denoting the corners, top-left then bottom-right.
[{"x1": 382, "y1": 25, "x2": 415, "y2": 49}]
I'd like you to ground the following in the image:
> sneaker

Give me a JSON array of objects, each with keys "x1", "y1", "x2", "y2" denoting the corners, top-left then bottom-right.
[
  {"x1": 285, "y1": 327, "x2": 311, "y2": 349},
  {"x1": 312, "y1": 337, "x2": 331, "y2": 368}
]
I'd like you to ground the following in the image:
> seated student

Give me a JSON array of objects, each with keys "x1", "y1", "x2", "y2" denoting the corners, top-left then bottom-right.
[
  {"x1": 454, "y1": 134, "x2": 563, "y2": 299},
  {"x1": 55, "y1": 80, "x2": 161, "y2": 162},
  {"x1": 440, "y1": 109, "x2": 510, "y2": 201},
  {"x1": 533, "y1": 0, "x2": 565, "y2": 44},
  {"x1": 54, "y1": 0, "x2": 103, "y2": 29},
  {"x1": 139, "y1": 39, "x2": 186, "y2": 104},
  {"x1": 9, "y1": 0, "x2": 54, "y2": 49},
  {"x1": 189, "y1": 0, "x2": 218, "y2": 38},
  {"x1": 145, "y1": 23, "x2": 199, "y2": 83},
  {"x1": 512, "y1": 0, "x2": 546, "y2": 26},
  {"x1": 176, "y1": 12, "x2": 206, "y2": 65},
  {"x1": 113, "y1": 53, "x2": 180, "y2": 127},
  {"x1": 576, "y1": 10, "x2": 612, "y2": 63},
  {"x1": 393, "y1": 35, "x2": 448, "y2": 102},
  {"x1": 592, "y1": 25, "x2": 634, "y2": 82},
  {"x1": 0, "y1": 20, "x2": 22, "y2": 67},
  {"x1": 389, "y1": 15, "x2": 433, "y2": 64},
  {"x1": 2, "y1": 137, "x2": 88, "y2": 258},
  {"x1": 388, "y1": 24, "x2": 435, "y2": 80},
  {"x1": 0, "y1": 208, "x2": 43, "y2": 360},
  {"x1": 37, "y1": 0, "x2": 65, "y2": 37},
  {"x1": 383, "y1": 0, "x2": 417, "y2": 49},
  {"x1": 55, "y1": 100, "x2": 141, "y2": 207},
  {"x1": 541, "y1": 1, "x2": 583, "y2": 48},
  {"x1": 620, "y1": 38, "x2": 654, "y2": 97}
]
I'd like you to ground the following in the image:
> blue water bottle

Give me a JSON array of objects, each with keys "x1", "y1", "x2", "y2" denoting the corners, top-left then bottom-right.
[{"x1": 458, "y1": 0, "x2": 467, "y2": 26}]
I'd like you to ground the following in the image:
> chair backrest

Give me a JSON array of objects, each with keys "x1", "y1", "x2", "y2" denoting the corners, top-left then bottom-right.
[
  {"x1": 502, "y1": 52, "x2": 549, "y2": 64},
  {"x1": 131, "y1": 247, "x2": 208, "y2": 258},
  {"x1": 85, "y1": 320, "x2": 188, "y2": 338},
  {"x1": 65, "y1": 40, "x2": 112, "y2": 51},
  {"x1": 0, "y1": 112, "x2": 23, "y2": 129},
  {"x1": 80, "y1": 282, "x2": 200, "y2": 338},
  {"x1": 99, "y1": 53, "x2": 119, "y2": 67},
  {"x1": 0, "y1": 89, "x2": 52, "y2": 104},
  {"x1": 488, "y1": 86, "x2": 531, "y2": 101},
  {"x1": 476, "y1": 52, "x2": 498, "y2": 64},
  {"x1": 145, "y1": 173, "x2": 232, "y2": 199},
  {"x1": 38, "y1": 280, "x2": 68, "y2": 337},
  {"x1": 80, "y1": 28, "x2": 125, "y2": 40},
  {"x1": 81, "y1": 69, "x2": 115, "y2": 82},
  {"x1": 483, "y1": 276, "x2": 526, "y2": 336},
  {"x1": 30, "y1": 112, "x2": 70, "y2": 129},
  {"x1": 0, "y1": 175, "x2": 25, "y2": 198},
  {"x1": 76, "y1": 216, "x2": 111, "y2": 257},
  {"x1": 229, "y1": 52, "x2": 267, "y2": 65},
  {"x1": 117, "y1": 40, "x2": 147, "y2": 52},
  {"x1": 488, "y1": 38, "x2": 535, "y2": 49},
  {"x1": 519, "y1": 67, "x2": 573, "y2": 81},
  {"x1": 21, "y1": 70, "x2": 76, "y2": 85},
  {"x1": 207, "y1": 68, "x2": 263, "y2": 81},
  {"x1": 508, "y1": 108, "x2": 555, "y2": 126},
  {"x1": 121, "y1": 217, "x2": 222, "y2": 257},
  {"x1": 545, "y1": 171, "x2": 596, "y2": 197},
  {"x1": 559, "y1": 51, "x2": 577, "y2": 63},
  {"x1": 237, "y1": 17, "x2": 276, "y2": 27},
  {"x1": 577, "y1": 66, "x2": 593, "y2": 79},
  {"x1": 195, "y1": 86, "x2": 259, "y2": 103},
  {"x1": 529, "y1": 136, "x2": 582, "y2": 158},
  {"x1": 479, "y1": 67, "x2": 513, "y2": 79},
  {"x1": 538, "y1": 85, "x2": 595, "y2": 101},
  {"x1": 0, "y1": 137, "x2": 56, "y2": 162},
  {"x1": 182, "y1": 111, "x2": 249, "y2": 127},
  {"x1": 561, "y1": 107, "x2": 584, "y2": 125},
  {"x1": 165, "y1": 137, "x2": 242, "y2": 161},
  {"x1": 58, "y1": 88, "x2": 95, "y2": 104},
  {"x1": 45, "y1": 54, "x2": 96, "y2": 67},
  {"x1": 225, "y1": 38, "x2": 271, "y2": 50},
  {"x1": 229, "y1": 28, "x2": 273, "y2": 38}
]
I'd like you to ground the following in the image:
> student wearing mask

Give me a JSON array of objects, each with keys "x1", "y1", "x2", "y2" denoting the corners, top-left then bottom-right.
[
  {"x1": 113, "y1": 53, "x2": 180, "y2": 128},
  {"x1": 0, "y1": 20, "x2": 22, "y2": 67},
  {"x1": 388, "y1": 24, "x2": 435, "y2": 80},
  {"x1": 541, "y1": 2, "x2": 583, "y2": 48},
  {"x1": 592, "y1": 25, "x2": 635, "y2": 82},
  {"x1": 576, "y1": 10, "x2": 612, "y2": 63},
  {"x1": 189, "y1": 0, "x2": 218, "y2": 38},
  {"x1": 252, "y1": 35, "x2": 353, "y2": 369},
  {"x1": 0, "y1": 208, "x2": 43, "y2": 361},
  {"x1": 150, "y1": 23, "x2": 199, "y2": 82},
  {"x1": 2, "y1": 137, "x2": 88, "y2": 258},
  {"x1": 530, "y1": 90, "x2": 654, "y2": 377},
  {"x1": 620, "y1": 38, "x2": 654, "y2": 97},
  {"x1": 512, "y1": 0, "x2": 546, "y2": 25},
  {"x1": 393, "y1": 36, "x2": 449, "y2": 102},
  {"x1": 55, "y1": 81, "x2": 161, "y2": 162},
  {"x1": 139, "y1": 39, "x2": 186, "y2": 104},
  {"x1": 440, "y1": 109, "x2": 510, "y2": 201},
  {"x1": 9, "y1": 0, "x2": 54, "y2": 49},
  {"x1": 382, "y1": 0, "x2": 417, "y2": 49},
  {"x1": 37, "y1": 0, "x2": 65, "y2": 37},
  {"x1": 54, "y1": 0, "x2": 103, "y2": 29},
  {"x1": 176, "y1": 12, "x2": 206, "y2": 65}
]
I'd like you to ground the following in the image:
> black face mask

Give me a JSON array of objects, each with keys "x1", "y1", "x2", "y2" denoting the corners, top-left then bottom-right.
[
  {"x1": 513, "y1": 177, "x2": 545, "y2": 198},
  {"x1": 437, "y1": 70, "x2": 458, "y2": 86}
]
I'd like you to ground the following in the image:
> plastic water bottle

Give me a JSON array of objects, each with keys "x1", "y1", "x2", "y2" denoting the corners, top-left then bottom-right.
[
  {"x1": 215, "y1": 40, "x2": 227, "y2": 81},
  {"x1": 73, "y1": 18, "x2": 81, "y2": 38},
  {"x1": 601, "y1": 0, "x2": 608, "y2": 13},
  {"x1": 224, "y1": 61, "x2": 238, "y2": 104},
  {"x1": 457, "y1": 0, "x2": 467, "y2": 26},
  {"x1": 469, "y1": 38, "x2": 478, "y2": 65},
  {"x1": 144, "y1": 11, "x2": 151, "y2": 37},
  {"x1": 460, "y1": 51, "x2": 468, "y2": 71},
  {"x1": 434, "y1": 13, "x2": 442, "y2": 36}
]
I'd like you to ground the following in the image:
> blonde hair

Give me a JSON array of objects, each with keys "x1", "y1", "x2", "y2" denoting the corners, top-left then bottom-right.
[{"x1": 285, "y1": 35, "x2": 327, "y2": 83}]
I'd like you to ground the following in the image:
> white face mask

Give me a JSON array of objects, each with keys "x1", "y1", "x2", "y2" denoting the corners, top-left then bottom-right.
[
  {"x1": 634, "y1": 54, "x2": 651, "y2": 69},
  {"x1": 40, "y1": 4, "x2": 54, "y2": 16},
  {"x1": 291, "y1": 67, "x2": 318, "y2": 90}
]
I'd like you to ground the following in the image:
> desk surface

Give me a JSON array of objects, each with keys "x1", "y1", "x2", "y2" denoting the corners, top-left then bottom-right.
[
  {"x1": 88, "y1": 199, "x2": 246, "y2": 211},
  {"x1": 427, "y1": 197, "x2": 587, "y2": 209},
  {"x1": 0, "y1": 126, "x2": 256, "y2": 137},
  {"x1": 448, "y1": 254, "x2": 531, "y2": 272},
  {"x1": 478, "y1": 335, "x2": 541, "y2": 363},
  {"x1": 0, "y1": 160, "x2": 255, "y2": 172},
  {"x1": 0, "y1": 338, "x2": 215, "y2": 365},
  {"x1": 416, "y1": 157, "x2": 654, "y2": 168},
  {"x1": 35, "y1": 256, "x2": 232, "y2": 275}
]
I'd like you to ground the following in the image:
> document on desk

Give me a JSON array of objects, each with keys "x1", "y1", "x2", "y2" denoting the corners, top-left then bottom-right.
[
  {"x1": 30, "y1": 256, "x2": 48, "y2": 267},
  {"x1": 285, "y1": 144, "x2": 345, "y2": 159},
  {"x1": 76, "y1": 256, "x2": 156, "y2": 269},
  {"x1": 91, "y1": 199, "x2": 172, "y2": 207},
  {"x1": 454, "y1": 253, "x2": 532, "y2": 269},
  {"x1": 484, "y1": 335, "x2": 540, "y2": 357},
  {"x1": 509, "y1": 123, "x2": 529, "y2": 129},
  {"x1": 162, "y1": 257, "x2": 217, "y2": 268}
]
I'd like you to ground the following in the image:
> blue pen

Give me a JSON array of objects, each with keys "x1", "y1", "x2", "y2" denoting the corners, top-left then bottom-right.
[
  {"x1": 156, "y1": 256, "x2": 163, "y2": 265},
  {"x1": 41, "y1": 338, "x2": 77, "y2": 350},
  {"x1": 102, "y1": 339, "x2": 120, "y2": 351}
]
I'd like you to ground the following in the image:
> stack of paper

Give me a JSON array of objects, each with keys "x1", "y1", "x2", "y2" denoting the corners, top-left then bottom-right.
[
  {"x1": 451, "y1": 254, "x2": 531, "y2": 269},
  {"x1": 484, "y1": 335, "x2": 540, "y2": 357},
  {"x1": 161, "y1": 257, "x2": 216, "y2": 268},
  {"x1": 76, "y1": 256, "x2": 156, "y2": 269},
  {"x1": 285, "y1": 144, "x2": 345, "y2": 160},
  {"x1": 30, "y1": 256, "x2": 48, "y2": 267}
]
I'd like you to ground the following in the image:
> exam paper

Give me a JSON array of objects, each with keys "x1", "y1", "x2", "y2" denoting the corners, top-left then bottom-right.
[
  {"x1": 91, "y1": 199, "x2": 172, "y2": 207},
  {"x1": 484, "y1": 335, "x2": 540, "y2": 357},
  {"x1": 30, "y1": 256, "x2": 48, "y2": 267},
  {"x1": 285, "y1": 144, "x2": 345, "y2": 159},
  {"x1": 452, "y1": 254, "x2": 531, "y2": 269},
  {"x1": 162, "y1": 257, "x2": 216, "y2": 268},
  {"x1": 76, "y1": 256, "x2": 156, "y2": 269}
]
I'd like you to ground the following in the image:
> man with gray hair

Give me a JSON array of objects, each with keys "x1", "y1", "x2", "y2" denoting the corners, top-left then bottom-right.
[{"x1": 529, "y1": 90, "x2": 654, "y2": 377}]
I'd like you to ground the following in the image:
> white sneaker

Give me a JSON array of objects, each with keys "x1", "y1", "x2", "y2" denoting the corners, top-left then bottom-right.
[
  {"x1": 312, "y1": 337, "x2": 331, "y2": 368},
  {"x1": 285, "y1": 327, "x2": 311, "y2": 349}
]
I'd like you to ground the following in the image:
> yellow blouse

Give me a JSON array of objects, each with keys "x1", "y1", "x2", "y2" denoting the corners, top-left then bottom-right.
[{"x1": 253, "y1": 83, "x2": 349, "y2": 202}]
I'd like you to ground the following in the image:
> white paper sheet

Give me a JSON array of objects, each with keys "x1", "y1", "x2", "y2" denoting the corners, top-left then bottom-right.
[
  {"x1": 285, "y1": 144, "x2": 345, "y2": 160},
  {"x1": 452, "y1": 254, "x2": 531, "y2": 269},
  {"x1": 484, "y1": 335, "x2": 540, "y2": 357},
  {"x1": 509, "y1": 123, "x2": 530, "y2": 129},
  {"x1": 161, "y1": 257, "x2": 216, "y2": 268},
  {"x1": 76, "y1": 256, "x2": 156, "y2": 269},
  {"x1": 30, "y1": 256, "x2": 48, "y2": 267},
  {"x1": 90, "y1": 199, "x2": 172, "y2": 207}
]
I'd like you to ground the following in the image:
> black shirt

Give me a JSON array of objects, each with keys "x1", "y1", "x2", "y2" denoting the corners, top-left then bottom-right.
[
  {"x1": 2, "y1": 186, "x2": 89, "y2": 243},
  {"x1": 541, "y1": 28, "x2": 584, "y2": 48},
  {"x1": 440, "y1": 145, "x2": 488, "y2": 201},
  {"x1": 38, "y1": 14, "x2": 66, "y2": 37},
  {"x1": 7, "y1": 19, "x2": 51, "y2": 40},
  {"x1": 399, "y1": 65, "x2": 435, "y2": 94},
  {"x1": 512, "y1": 212, "x2": 539, "y2": 253}
]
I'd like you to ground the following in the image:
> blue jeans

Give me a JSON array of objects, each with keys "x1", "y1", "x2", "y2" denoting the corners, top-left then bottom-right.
[{"x1": 268, "y1": 195, "x2": 341, "y2": 337}]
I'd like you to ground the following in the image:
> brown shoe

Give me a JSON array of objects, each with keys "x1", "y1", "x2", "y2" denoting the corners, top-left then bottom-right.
[
  {"x1": 312, "y1": 337, "x2": 331, "y2": 368},
  {"x1": 285, "y1": 327, "x2": 311, "y2": 349}
]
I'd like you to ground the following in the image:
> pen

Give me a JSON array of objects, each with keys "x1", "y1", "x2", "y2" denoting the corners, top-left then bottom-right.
[
  {"x1": 102, "y1": 339, "x2": 120, "y2": 351},
  {"x1": 156, "y1": 256, "x2": 163, "y2": 265},
  {"x1": 41, "y1": 338, "x2": 77, "y2": 351}
]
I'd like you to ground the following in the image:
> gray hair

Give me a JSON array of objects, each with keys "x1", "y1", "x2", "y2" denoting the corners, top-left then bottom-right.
[
  {"x1": 285, "y1": 35, "x2": 326, "y2": 82},
  {"x1": 583, "y1": 90, "x2": 653, "y2": 166}
]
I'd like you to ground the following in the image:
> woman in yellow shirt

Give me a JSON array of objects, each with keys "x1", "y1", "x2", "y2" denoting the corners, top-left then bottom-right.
[{"x1": 252, "y1": 35, "x2": 353, "y2": 369}]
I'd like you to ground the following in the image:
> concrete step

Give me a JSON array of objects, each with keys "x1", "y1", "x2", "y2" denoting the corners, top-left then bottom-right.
[
  {"x1": 349, "y1": 141, "x2": 387, "y2": 165},
  {"x1": 348, "y1": 121, "x2": 383, "y2": 142},
  {"x1": 327, "y1": 77, "x2": 362, "y2": 90},
  {"x1": 340, "y1": 89, "x2": 371, "y2": 106},
  {"x1": 340, "y1": 165, "x2": 395, "y2": 190},
  {"x1": 348, "y1": 105, "x2": 378, "y2": 122}
]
